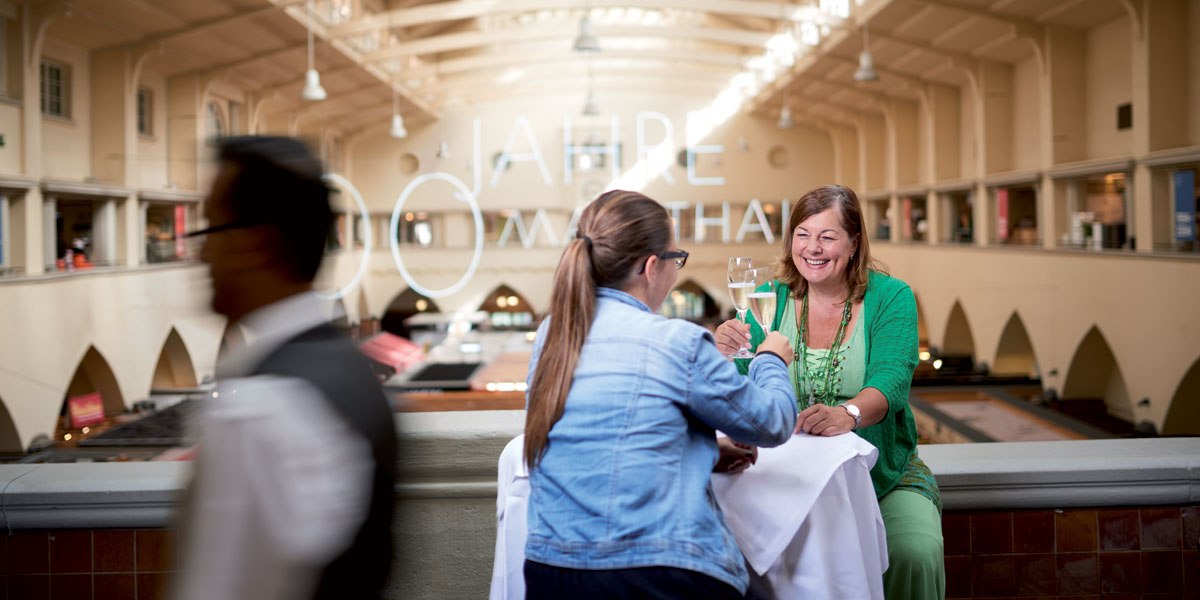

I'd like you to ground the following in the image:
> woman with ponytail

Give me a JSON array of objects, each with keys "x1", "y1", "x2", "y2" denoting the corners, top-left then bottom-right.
[{"x1": 522, "y1": 190, "x2": 797, "y2": 599}]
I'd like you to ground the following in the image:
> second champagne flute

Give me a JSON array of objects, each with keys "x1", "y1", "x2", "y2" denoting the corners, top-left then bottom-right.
[{"x1": 747, "y1": 267, "x2": 778, "y2": 334}]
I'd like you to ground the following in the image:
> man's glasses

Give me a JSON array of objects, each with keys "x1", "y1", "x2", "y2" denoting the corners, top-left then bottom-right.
[
  {"x1": 638, "y1": 249, "x2": 689, "y2": 274},
  {"x1": 184, "y1": 221, "x2": 261, "y2": 238}
]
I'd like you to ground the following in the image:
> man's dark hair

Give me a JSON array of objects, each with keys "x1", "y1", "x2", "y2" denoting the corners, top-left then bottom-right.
[{"x1": 217, "y1": 136, "x2": 332, "y2": 282}]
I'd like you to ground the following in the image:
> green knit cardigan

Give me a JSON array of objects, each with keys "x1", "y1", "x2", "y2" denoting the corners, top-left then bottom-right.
[{"x1": 738, "y1": 270, "x2": 920, "y2": 498}]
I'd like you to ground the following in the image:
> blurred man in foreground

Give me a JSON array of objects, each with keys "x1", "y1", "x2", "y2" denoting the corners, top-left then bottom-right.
[{"x1": 173, "y1": 136, "x2": 396, "y2": 600}]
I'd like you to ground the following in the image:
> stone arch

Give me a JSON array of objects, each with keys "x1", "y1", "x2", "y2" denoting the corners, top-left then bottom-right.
[
  {"x1": 478, "y1": 284, "x2": 534, "y2": 315},
  {"x1": 151, "y1": 328, "x2": 199, "y2": 390},
  {"x1": 383, "y1": 288, "x2": 441, "y2": 337},
  {"x1": 0, "y1": 397, "x2": 22, "y2": 454},
  {"x1": 57, "y1": 346, "x2": 126, "y2": 437},
  {"x1": 992, "y1": 311, "x2": 1038, "y2": 378},
  {"x1": 664, "y1": 278, "x2": 721, "y2": 322},
  {"x1": 479, "y1": 284, "x2": 536, "y2": 329},
  {"x1": 1163, "y1": 355, "x2": 1200, "y2": 435},
  {"x1": 1062, "y1": 326, "x2": 1132, "y2": 424},
  {"x1": 912, "y1": 291, "x2": 930, "y2": 351},
  {"x1": 941, "y1": 300, "x2": 975, "y2": 362},
  {"x1": 216, "y1": 320, "x2": 246, "y2": 368}
]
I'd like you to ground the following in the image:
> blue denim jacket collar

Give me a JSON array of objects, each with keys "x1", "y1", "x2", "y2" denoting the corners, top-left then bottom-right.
[{"x1": 596, "y1": 286, "x2": 650, "y2": 313}]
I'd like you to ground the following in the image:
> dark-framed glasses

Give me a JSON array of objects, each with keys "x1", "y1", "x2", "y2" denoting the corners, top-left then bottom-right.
[
  {"x1": 639, "y1": 249, "x2": 689, "y2": 273},
  {"x1": 184, "y1": 221, "x2": 261, "y2": 238}
]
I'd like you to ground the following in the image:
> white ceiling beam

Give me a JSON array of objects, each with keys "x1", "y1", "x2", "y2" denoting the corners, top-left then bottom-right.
[
  {"x1": 400, "y1": 47, "x2": 746, "y2": 80},
  {"x1": 364, "y1": 23, "x2": 770, "y2": 61},
  {"x1": 330, "y1": 0, "x2": 830, "y2": 39},
  {"x1": 407, "y1": 61, "x2": 737, "y2": 93},
  {"x1": 421, "y1": 70, "x2": 723, "y2": 96}
]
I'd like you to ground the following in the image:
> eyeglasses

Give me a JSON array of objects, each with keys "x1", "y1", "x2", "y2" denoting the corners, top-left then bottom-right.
[
  {"x1": 638, "y1": 249, "x2": 689, "y2": 274},
  {"x1": 184, "y1": 221, "x2": 261, "y2": 238}
]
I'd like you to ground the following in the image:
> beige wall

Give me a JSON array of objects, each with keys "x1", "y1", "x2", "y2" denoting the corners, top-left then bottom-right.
[
  {"x1": 40, "y1": 39, "x2": 90, "y2": 181},
  {"x1": 0, "y1": 266, "x2": 220, "y2": 448},
  {"x1": 1086, "y1": 16, "x2": 1134, "y2": 159},
  {"x1": 1191, "y1": 0, "x2": 1200, "y2": 146},
  {"x1": 0, "y1": 102, "x2": 21, "y2": 175},
  {"x1": 1012, "y1": 57, "x2": 1041, "y2": 171},
  {"x1": 137, "y1": 70, "x2": 169, "y2": 190}
]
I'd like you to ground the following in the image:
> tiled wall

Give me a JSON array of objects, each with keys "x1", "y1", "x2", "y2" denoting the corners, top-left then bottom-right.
[
  {"x1": 943, "y1": 506, "x2": 1200, "y2": 599},
  {"x1": 0, "y1": 529, "x2": 174, "y2": 600}
]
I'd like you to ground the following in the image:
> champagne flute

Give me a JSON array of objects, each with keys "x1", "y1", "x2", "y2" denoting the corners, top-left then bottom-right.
[
  {"x1": 747, "y1": 267, "x2": 778, "y2": 335},
  {"x1": 727, "y1": 257, "x2": 754, "y2": 358}
]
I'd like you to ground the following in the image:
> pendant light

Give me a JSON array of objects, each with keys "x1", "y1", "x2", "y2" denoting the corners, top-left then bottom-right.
[
  {"x1": 581, "y1": 59, "x2": 600, "y2": 116},
  {"x1": 778, "y1": 104, "x2": 795, "y2": 129},
  {"x1": 301, "y1": 0, "x2": 327, "y2": 101},
  {"x1": 853, "y1": 24, "x2": 879, "y2": 83},
  {"x1": 573, "y1": 13, "x2": 600, "y2": 53},
  {"x1": 389, "y1": 88, "x2": 407, "y2": 139}
]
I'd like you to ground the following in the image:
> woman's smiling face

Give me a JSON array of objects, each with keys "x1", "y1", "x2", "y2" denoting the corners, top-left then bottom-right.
[{"x1": 791, "y1": 207, "x2": 857, "y2": 289}]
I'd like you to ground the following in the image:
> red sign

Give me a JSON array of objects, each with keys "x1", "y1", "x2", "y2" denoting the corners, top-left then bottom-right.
[
  {"x1": 68, "y1": 392, "x2": 106, "y2": 428},
  {"x1": 996, "y1": 188, "x2": 1009, "y2": 242},
  {"x1": 175, "y1": 205, "x2": 188, "y2": 258}
]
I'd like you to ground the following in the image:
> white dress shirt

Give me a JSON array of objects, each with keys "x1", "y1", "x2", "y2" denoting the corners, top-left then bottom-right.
[{"x1": 173, "y1": 293, "x2": 373, "y2": 600}]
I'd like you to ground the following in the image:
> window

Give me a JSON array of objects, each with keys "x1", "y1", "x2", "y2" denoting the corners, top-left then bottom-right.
[
  {"x1": 901, "y1": 197, "x2": 928, "y2": 242},
  {"x1": 205, "y1": 101, "x2": 225, "y2": 143},
  {"x1": 54, "y1": 200, "x2": 94, "y2": 270},
  {"x1": 145, "y1": 204, "x2": 188, "y2": 263},
  {"x1": 995, "y1": 186, "x2": 1038, "y2": 245},
  {"x1": 396, "y1": 212, "x2": 435, "y2": 247},
  {"x1": 868, "y1": 199, "x2": 891, "y2": 242},
  {"x1": 40, "y1": 59, "x2": 70, "y2": 118},
  {"x1": 942, "y1": 192, "x2": 972, "y2": 244},
  {"x1": 135, "y1": 88, "x2": 153, "y2": 136}
]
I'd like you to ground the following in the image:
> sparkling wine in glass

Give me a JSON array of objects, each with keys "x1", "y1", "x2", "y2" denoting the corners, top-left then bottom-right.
[
  {"x1": 727, "y1": 257, "x2": 754, "y2": 358},
  {"x1": 748, "y1": 267, "x2": 778, "y2": 334}
]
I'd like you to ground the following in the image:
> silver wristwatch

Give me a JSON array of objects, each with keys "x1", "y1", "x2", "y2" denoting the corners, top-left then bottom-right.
[{"x1": 842, "y1": 403, "x2": 861, "y2": 430}]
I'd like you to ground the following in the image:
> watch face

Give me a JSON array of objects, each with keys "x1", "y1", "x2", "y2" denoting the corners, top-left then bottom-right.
[{"x1": 844, "y1": 403, "x2": 860, "y2": 417}]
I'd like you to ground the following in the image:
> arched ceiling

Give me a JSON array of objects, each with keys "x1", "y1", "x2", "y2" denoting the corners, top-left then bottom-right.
[{"x1": 35, "y1": 0, "x2": 1130, "y2": 136}]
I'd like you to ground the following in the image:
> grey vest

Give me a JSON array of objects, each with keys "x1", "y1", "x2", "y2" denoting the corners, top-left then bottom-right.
[{"x1": 253, "y1": 324, "x2": 397, "y2": 600}]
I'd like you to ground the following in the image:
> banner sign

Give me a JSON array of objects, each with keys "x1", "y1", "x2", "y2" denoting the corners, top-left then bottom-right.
[
  {"x1": 1174, "y1": 170, "x2": 1196, "y2": 242},
  {"x1": 68, "y1": 392, "x2": 105, "y2": 428}
]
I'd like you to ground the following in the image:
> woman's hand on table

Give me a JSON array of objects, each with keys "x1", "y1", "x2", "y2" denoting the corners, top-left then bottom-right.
[
  {"x1": 714, "y1": 319, "x2": 749, "y2": 356},
  {"x1": 715, "y1": 436, "x2": 758, "y2": 474},
  {"x1": 795, "y1": 403, "x2": 856, "y2": 436}
]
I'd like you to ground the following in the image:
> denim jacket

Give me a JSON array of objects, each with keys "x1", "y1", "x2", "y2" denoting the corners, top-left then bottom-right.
[{"x1": 524, "y1": 287, "x2": 796, "y2": 592}]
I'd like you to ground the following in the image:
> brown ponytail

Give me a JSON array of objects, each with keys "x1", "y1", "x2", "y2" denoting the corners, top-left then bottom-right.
[{"x1": 524, "y1": 190, "x2": 671, "y2": 469}]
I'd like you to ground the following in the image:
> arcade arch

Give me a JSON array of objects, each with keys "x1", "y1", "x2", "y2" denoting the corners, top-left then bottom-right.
[
  {"x1": 1062, "y1": 326, "x2": 1132, "y2": 425},
  {"x1": 1163, "y1": 356, "x2": 1200, "y2": 435},
  {"x1": 151, "y1": 328, "x2": 199, "y2": 390},
  {"x1": 992, "y1": 312, "x2": 1038, "y2": 379}
]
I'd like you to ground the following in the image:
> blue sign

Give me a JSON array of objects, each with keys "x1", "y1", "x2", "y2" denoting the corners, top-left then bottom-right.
[{"x1": 1174, "y1": 169, "x2": 1196, "y2": 242}]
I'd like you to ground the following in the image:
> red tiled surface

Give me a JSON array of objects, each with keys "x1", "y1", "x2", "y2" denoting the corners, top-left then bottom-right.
[
  {"x1": 944, "y1": 505, "x2": 1197, "y2": 599},
  {"x1": 0, "y1": 529, "x2": 172, "y2": 599},
  {"x1": 48, "y1": 531, "x2": 92, "y2": 574},
  {"x1": 1100, "y1": 509, "x2": 1141, "y2": 551},
  {"x1": 973, "y1": 512, "x2": 1014, "y2": 554},
  {"x1": 1142, "y1": 509, "x2": 1183, "y2": 550},
  {"x1": 1057, "y1": 510, "x2": 1098, "y2": 553},
  {"x1": 50, "y1": 574, "x2": 91, "y2": 600}
]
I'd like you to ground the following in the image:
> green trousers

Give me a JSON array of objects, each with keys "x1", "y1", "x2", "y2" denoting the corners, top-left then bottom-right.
[{"x1": 880, "y1": 489, "x2": 945, "y2": 600}]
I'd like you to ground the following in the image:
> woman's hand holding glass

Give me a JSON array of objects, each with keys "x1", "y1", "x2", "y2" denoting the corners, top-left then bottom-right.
[{"x1": 726, "y1": 257, "x2": 755, "y2": 358}]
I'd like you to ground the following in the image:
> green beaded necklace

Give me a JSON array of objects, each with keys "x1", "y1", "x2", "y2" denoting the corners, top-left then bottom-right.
[{"x1": 795, "y1": 293, "x2": 853, "y2": 409}]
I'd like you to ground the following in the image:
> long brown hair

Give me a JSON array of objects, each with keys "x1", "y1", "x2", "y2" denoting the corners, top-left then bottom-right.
[
  {"x1": 776, "y1": 185, "x2": 885, "y2": 304},
  {"x1": 524, "y1": 190, "x2": 672, "y2": 469}
]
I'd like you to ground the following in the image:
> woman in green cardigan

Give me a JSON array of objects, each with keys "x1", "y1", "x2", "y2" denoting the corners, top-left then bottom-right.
[{"x1": 716, "y1": 185, "x2": 944, "y2": 600}]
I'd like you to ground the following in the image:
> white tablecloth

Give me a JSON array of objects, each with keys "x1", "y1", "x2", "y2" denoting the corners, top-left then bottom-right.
[{"x1": 489, "y1": 433, "x2": 887, "y2": 600}]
